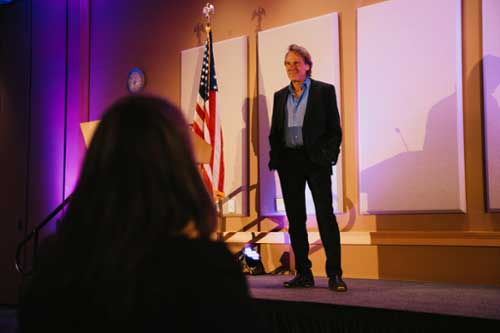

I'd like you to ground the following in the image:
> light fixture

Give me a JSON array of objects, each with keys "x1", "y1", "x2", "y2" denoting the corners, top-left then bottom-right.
[{"x1": 238, "y1": 245, "x2": 265, "y2": 275}]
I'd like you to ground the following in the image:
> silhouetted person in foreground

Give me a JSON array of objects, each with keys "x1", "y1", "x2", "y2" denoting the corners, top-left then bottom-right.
[
  {"x1": 268, "y1": 44, "x2": 346, "y2": 291},
  {"x1": 19, "y1": 95, "x2": 255, "y2": 333}
]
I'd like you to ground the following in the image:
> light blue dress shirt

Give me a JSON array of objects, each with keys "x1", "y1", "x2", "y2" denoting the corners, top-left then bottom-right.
[{"x1": 284, "y1": 77, "x2": 310, "y2": 147}]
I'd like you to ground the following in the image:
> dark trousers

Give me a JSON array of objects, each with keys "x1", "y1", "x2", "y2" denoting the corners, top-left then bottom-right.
[{"x1": 277, "y1": 148, "x2": 342, "y2": 277}]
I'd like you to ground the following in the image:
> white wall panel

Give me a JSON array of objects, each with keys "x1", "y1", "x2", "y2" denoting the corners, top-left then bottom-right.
[
  {"x1": 357, "y1": 0, "x2": 465, "y2": 213},
  {"x1": 482, "y1": 0, "x2": 500, "y2": 212},
  {"x1": 258, "y1": 13, "x2": 343, "y2": 216},
  {"x1": 181, "y1": 36, "x2": 248, "y2": 216}
]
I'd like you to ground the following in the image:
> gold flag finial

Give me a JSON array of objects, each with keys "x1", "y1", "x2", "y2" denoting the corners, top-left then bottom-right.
[{"x1": 202, "y1": 3, "x2": 215, "y2": 27}]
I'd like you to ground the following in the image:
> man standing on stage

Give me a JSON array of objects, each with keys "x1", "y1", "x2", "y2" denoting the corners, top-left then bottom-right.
[{"x1": 268, "y1": 44, "x2": 347, "y2": 292}]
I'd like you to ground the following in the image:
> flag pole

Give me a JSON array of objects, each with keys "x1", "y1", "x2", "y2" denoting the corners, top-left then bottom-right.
[
  {"x1": 203, "y1": 3, "x2": 213, "y2": 111},
  {"x1": 202, "y1": 2, "x2": 224, "y2": 230},
  {"x1": 202, "y1": 3, "x2": 214, "y2": 30}
]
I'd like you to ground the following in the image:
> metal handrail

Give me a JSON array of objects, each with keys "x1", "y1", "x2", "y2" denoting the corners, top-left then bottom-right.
[{"x1": 15, "y1": 195, "x2": 72, "y2": 276}]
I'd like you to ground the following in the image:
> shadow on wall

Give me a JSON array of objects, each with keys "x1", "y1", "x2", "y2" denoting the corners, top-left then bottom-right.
[
  {"x1": 239, "y1": 97, "x2": 249, "y2": 215},
  {"x1": 374, "y1": 56, "x2": 500, "y2": 284},
  {"x1": 257, "y1": 70, "x2": 279, "y2": 216},
  {"x1": 483, "y1": 55, "x2": 500, "y2": 211},
  {"x1": 217, "y1": 97, "x2": 250, "y2": 217},
  {"x1": 360, "y1": 89, "x2": 461, "y2": 213}
]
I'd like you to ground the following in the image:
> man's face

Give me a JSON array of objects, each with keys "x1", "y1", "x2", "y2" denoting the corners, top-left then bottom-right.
[{"x1": 284, "y1": 51, "x2": 310, "y2": 82}]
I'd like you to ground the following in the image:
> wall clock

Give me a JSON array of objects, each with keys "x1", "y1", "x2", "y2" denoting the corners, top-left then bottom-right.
[{"x1": 127, "y1": 68, "x2": 145, "y2": 93}]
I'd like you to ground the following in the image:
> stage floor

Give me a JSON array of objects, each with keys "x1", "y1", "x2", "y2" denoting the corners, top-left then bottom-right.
[
  {"x1": 247, "y1": 275, "x2": 500, "y2": 321},
  {"x1": 1, "y1": 276, "x2": 499, "y2": 332}
]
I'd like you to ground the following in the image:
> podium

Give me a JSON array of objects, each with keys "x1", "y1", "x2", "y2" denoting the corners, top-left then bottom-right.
[{"x1": 80, "y1": 121, "x2": 212, "y2": 164}]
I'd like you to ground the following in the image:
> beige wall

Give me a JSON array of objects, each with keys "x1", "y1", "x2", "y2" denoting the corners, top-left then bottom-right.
[
  {"x1": 152, "y1": 0, "x2": 497, "y2": 227},
  {"x1": 91, "y1": 0, "x2": 500, "y2": 284}
]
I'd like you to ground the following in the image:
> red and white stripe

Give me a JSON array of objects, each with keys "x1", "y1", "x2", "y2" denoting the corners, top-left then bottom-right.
[{"x1": 192, "y1": 30, "x2": 224, "y2": 199}]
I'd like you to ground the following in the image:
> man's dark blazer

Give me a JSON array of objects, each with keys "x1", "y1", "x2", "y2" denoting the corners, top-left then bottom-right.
[{"x1": 268, "y1": 78, "x2": 342, "y2": 170}]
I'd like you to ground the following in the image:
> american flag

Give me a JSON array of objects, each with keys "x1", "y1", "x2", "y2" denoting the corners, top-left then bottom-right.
[{"x1": 192, "y1": 29, "x2": 225, "y2": 200}]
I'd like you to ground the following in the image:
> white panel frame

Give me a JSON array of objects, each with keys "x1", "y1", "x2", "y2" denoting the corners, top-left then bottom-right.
[
  {"x1": 258, "y1": 13, "x2": 344, "y2": 216},
  {"x1": 357, "y1": 0, "x2": 466, "y2": 214},
  {"x1": 482, "y1": 0, "x2": 500, "y2": 212}
]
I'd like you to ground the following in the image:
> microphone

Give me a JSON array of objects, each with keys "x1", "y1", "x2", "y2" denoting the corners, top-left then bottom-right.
[{"x1": 395, "y1": 128, "x2": 409, "y2": 152}]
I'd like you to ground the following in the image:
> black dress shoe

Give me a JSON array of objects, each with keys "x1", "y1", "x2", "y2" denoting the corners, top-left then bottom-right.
[
  {"x1": 328, "y1": 275, "x2": 347, "y2": 292},
  {"x1": 283, "y1": 272, "x2": 315, "y2": 288}
]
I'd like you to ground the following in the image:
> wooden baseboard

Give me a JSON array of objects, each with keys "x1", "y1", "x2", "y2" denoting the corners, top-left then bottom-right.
[{"x1": 218, "y1": 231, "x2": 500, "y2": 247}]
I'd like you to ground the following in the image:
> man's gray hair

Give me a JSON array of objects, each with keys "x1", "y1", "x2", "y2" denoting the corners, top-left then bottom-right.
[{"x1": 286, "y1": 44, "x2": 313, "y2": 77}]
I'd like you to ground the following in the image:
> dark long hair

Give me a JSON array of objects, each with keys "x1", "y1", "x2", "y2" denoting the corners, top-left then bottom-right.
[{"x1": 53, "y1": 95, "x2": 216, "y2": 317}]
